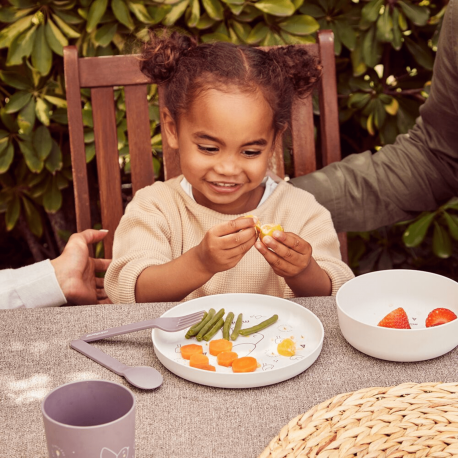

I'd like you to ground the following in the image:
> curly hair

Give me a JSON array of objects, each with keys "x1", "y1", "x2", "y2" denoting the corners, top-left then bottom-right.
[{"x1": 140, "y1": 30, "x2": 322, "y2": 134}]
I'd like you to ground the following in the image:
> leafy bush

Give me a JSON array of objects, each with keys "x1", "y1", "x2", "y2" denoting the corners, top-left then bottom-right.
[{"x1": 0, "y1": 0, "x2": 455, "y2": 275}]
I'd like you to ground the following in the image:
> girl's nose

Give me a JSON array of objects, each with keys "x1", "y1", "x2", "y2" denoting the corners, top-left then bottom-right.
[{"x1": 213, "y1": 156, "x2": 242, "y2": 176}]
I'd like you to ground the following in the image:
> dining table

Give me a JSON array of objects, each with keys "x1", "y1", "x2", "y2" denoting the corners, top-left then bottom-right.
[{"x1": 1, "y1": 296, "x2": 458, "y2": 458}]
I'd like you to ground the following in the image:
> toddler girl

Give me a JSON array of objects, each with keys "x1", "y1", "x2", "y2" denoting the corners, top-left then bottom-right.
[{"x1": 105, "y1": 31, "x2": 354, "y2": 304}]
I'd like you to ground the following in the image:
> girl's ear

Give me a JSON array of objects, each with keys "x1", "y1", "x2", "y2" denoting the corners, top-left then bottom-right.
[{"x1": 162, "y1": 108, "x2": 179, "y2": 149}]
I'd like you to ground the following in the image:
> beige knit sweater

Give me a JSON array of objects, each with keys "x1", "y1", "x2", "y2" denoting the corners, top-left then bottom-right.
[{"x1": 105, "y1": 176, "x2": 354, "y2": 303}]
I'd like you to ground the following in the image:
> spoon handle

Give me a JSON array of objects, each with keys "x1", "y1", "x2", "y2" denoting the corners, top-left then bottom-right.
[{"x1": 70, "y1": 339, "x2": 129, "y2": 376}]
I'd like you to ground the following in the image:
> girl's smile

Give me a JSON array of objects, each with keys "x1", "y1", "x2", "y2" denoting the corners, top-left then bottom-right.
[{"x1": 164, "y1": 87, "x2": 276, "y2": 215}]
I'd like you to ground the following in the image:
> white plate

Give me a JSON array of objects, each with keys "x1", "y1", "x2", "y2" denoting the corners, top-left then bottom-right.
[{"x1": 152, "y1": 293, "x2": 324, "y2": 388}]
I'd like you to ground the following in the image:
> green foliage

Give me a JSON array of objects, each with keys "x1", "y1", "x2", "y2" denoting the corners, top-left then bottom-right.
[{"x1": 0, "y1": 0, "x2": 454, "y2": 274}]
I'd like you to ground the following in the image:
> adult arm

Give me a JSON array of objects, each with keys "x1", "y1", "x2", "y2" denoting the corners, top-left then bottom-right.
[
  {"x1": 290, "y1": 0, "x2": 458, "y2": 233},
  {"x1": 0, "y1": 229, "x2": 111, "y2": 310}
]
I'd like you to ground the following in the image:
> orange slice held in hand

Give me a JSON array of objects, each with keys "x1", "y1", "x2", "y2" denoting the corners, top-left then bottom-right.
[{"x1": 244, "y1": 215, "x2": 284, "y2": 242}]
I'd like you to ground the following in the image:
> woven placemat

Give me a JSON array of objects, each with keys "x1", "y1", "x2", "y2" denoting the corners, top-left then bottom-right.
[{"x1": 259, "y1": 382, "x2": 458, "y2": 458}]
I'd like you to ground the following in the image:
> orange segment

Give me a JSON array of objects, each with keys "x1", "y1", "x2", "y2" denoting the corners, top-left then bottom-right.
[
  {"x1": 244, "y1": 214, "x2": 261, "y2": 236},
  {"x1": 277, "y1": 338, "x2": 296, "y2": 357},
  {"x1": 259, "y1": 223, "x2": 284, "y2": 242}
]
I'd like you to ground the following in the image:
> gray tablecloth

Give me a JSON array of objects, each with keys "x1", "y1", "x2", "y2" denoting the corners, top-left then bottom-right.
[{"x1": 1, "y1": 297, "x2": 458, "y2": 458}]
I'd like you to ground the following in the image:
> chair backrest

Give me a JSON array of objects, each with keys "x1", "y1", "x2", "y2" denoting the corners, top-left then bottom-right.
[{"x1": 63, "y1": 30, "x2": 347, "y2": 262}]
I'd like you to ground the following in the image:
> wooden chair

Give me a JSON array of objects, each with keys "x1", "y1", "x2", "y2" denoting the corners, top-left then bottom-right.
[{"x1": 63, "y1": 30, "x2": 347, "y2": 262}]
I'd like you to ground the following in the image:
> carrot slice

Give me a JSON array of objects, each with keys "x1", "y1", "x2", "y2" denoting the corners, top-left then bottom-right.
[
  {"x1": 197, "y1": 364, "x2": 216, "y2": 372},
  {"x1": 189, "y1": 353, "x2": 209, "y2": 368},
  {"x1": 232, "y1": 356, "x2": 257, "y2": 373},
  {"x1": 209, "y1": 339, "x2": 232, "y2": 356},
  {"x1": 180, "y1": 344, "x2": 203, "y2": 360},
  {"x1": 217, "y1": 351, "x2": 238, "y2": 367}
]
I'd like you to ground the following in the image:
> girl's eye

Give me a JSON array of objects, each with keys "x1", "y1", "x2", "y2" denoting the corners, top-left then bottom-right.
[
  {"x1": 243, "y1": 150, "x2": 262, "y2": 157},
  {"x1": 198, "y1": 145, "x2": 219, "y2": 153}
]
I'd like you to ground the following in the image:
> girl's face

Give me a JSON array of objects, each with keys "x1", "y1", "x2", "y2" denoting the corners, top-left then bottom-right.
[{"x1": 164, "y1": 87, "x2": 276, "y2": 215}]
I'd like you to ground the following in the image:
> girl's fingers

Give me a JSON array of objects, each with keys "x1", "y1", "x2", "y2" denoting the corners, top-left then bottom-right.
[
  {"x1": 96, "y1": 277, "x2": 104, "y2": 288},
  {"x1": 93, "y1": 258, "x2": 111, "y2": 272},
  {"x1": 220, "y1": 226, "x2": 257, "y2": 250},
  {"x1": 224, "y1": 236, "x2": 257, "y2": 259},
  {"x1": 261, "y1": 235, "x2": 308, "y2": 267},
  {"x1": 270, "y1": 231, "x2": 311, "y2": 256},
  {"x1": 255, "y1": 241, "x2": 291, "y2": 275},
  {"x1": 212, "y1": 217, "x2": 257, "y2": 237}
]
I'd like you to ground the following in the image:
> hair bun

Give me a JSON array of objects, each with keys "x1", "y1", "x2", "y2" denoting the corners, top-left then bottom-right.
[
  {"x1": 140, "y1": 30, "x2": 198, "y2": 84},
  {"x1": 268, "y1": 46, "x2": 322, "y2": 97}
]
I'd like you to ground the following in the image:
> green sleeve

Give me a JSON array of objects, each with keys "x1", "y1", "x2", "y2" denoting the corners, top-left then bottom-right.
[{"x1": 290, "y1": 0, "x2": 458, "y2": 233}]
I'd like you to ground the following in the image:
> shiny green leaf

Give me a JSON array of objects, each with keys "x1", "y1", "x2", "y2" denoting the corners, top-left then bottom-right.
[
  {"x1": 7, "y1": 25, "x2": 36, "y2": 66},
  {"x1": 373, "y1": 98, "x2": 386, "y2": 129},
  {"x1": 363, "y1": 27, "x2": 382, "y2": 68},
  {"x1": 87, "y1": 0, "x2": 108, "y2": 32},
  {"x1": 230, "y1": 20, "x2": 251, "y2": 41},
  {"x1": 147, "y1": 5, "x2": 172, "y2": 25},
  {"x1": 162, "y1": 0, "x2": 189, "y2": 26},
  {"x1": 360, "y1": 0, "x2": 383, "y2": 25},
  {"x1": 0, "y1": 15, "x2": 33, "y2": 48},
  {"x1": 443, "y1": 197, "x2": 458, "y2": 211},
  {"x1": 261, "y1": 30, "x2": 284, "y2": 46},
  {"x1": 45, "y1": 140, "x2": 63, "y2": 173},
  {"x1": 43, "y1": 175, "x2": 62, "y2": 213},
  {"x1": 255, "y1": 0, "x2": 295, "y2": 17},
  {"x1": 348, "y1": 92, "x2": 371, "y2": 110},
  {"x1": 32, "y1": 25, "x2": 53, "y2": 76},
  {"x1": 236, "y1": 4, "x2": 262, "y2": 22},
  {"x1": 33, "y1": 126, "x2": 52, "y2": 161},
  {"x1": 202, "y1": 0, "x2": 224, "y2": 20},
  {"x1": 1, "y1": 109, "x2": 19, "y2": 133},
  {"x1": 391, "y1": 8, "x2": 402, "y2": 50},
  {"x1": 0, "y1": 71, "x2": 33, "y2": 90},
  {"x1": 196, "y1": 12, "x2": 216, "y2": 29},
  {"x1": 432, "y1": 221, "x2": 452, "y2": 258},
  {"x1": 221, "y1": 0, "x2": 244, "y2": 4},
  {"x1": 45, "y1": 19, "x2": 68, "y2": 56},
  {"x1": 403, "y1": 212, "x2": 435, "y2": 247},
  {"x1": 5, "y1": 91, "x2": 32, "y2": 114},
  {"x1": 35, "y1": 98, "x2": 50, "y2": 126},
  {"x1": 376, "y1": 7, "x2": 393, "y2": 42},
  {"x1": 278, "y1": 15, "x2": 319, "y2": 36},
  {"x1": 0, "y1": 142, "x2": 14, "y2": 174},
  {"x1": 398, "y1": 10, "x2": 408, "y2": 30},
  {"x1": 201, "y1": 32, "x2": 232, "y2": 43},
  {"x1": 129, "y1": 2, "x2": 154, "y2": 23},
  {"x1": 6, "y1": 195, "x2": 20, "y2": 231},
  {"x1": 280, "y1": 31, "x2": 315, "y2": 44},
  {"x1": 17, "y1": 99, "x2": 36, "y2": 135},
  {"x1": 52, "y1": 14, "x2": 81, "y2": 38},
  {"x1": 94, "y1": 23, "x2": 117, "y2": 47},
  {"x1": 112, "y1": 0, "x2": 135, "y2": 29},
  {"x1": 398, "y1": 0, "x2": 429, "y2": 26},
  {"x1": 299, "y1": 4, "x2": 324, "y2": 17},
  {"x1": 0, "y1": 6, "x2": 34, "y2": 23},
  {"x1": 226, "y1": 3, "x2": 244, "y2": 15},
  {"x1": 85, "y1": 142, "x2": 96, "y2": 163},
  {"x1": 44, "y1": 96, "x2": 67, "y2": 108},
  {"x1": 350, "y1": 35, "x2": 367, "y2": 77},
  {"x1": 53, "y1": 9, "x2": 85, "y2": 25},
  {"x1": 443, "y1": 212, "x2": 458, "y2": 241},
  {"x1": 21, "y1": 195, "x2": 42, "y2": 237},
  {"x1": 333, "y1": 19, "x2": 356, "y2": 50},
  {"x1": 18, "y1": 140, "x2": 43, "y2": 173},
  {"x1": 187, "y1": 0, "x2": 200, "y2": 27},
  {"x1": 404, "y1": 37, "x2": 434, "y2": 70}
]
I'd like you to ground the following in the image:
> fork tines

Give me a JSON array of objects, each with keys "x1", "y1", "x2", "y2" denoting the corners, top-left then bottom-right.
[{"x1": 177, "y1": 310, "x2": 206, "y2": 329}]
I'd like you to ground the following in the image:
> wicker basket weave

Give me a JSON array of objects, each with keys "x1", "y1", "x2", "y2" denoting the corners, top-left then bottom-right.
[{"x1": 259, "y1": 382, "x2": 458, "y2": 458}]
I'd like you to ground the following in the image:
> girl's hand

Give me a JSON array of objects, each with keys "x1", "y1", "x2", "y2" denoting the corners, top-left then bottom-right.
[
  {"x1": 196, "y1": 217, "x2": 258, "y2": 275},
  {"x1": 255, "y1": 230, "x2": 312, "y2": 279}
]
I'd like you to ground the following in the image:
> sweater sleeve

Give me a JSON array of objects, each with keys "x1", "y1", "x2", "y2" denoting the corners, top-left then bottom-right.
[
  {"x1": 105, "y1": 188, "x2": 174, "y2": 304},
  {"x1": 289, "y1": 0, "x2": 458, "y2": 233},
  {"x1": 297, "y1": 197, "x2": 354, "y2": 296}
]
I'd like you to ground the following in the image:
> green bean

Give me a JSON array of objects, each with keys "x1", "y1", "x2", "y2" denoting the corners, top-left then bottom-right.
[
  {"x1": 185, "y1": 311, "x2": 208, "y2": 339},
  {"x1": 222, "y1": 312, "x2": 234, "y2": 341},
  {"x1": 239, "y1": 314, "x2": 278, "y2": 336},
  {"x1": 203, "y1": 318, "x2": 224, "y2": 341},
  {"x1": 196, "y1": 308, "x2": 225, "y2": 341},
  {"x1": 230, "y1": 313, "x2": 243, "y2": 341}
]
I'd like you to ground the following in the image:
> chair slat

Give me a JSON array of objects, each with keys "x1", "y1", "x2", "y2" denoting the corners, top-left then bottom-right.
[
  {"x1": 91, "y1": 87, "x2": 124, "y2": 259},
  {"x1": 124, "y1": 85, "x2": 155, "y2": 195},
  {"x1": 63, "y1": 47, "x2": 92, "y2": 238},
  {"x1": 79, "y1": 55, "x2": 151, "y2": 88},
  {"x1": 158, "y1": 87, "x2": 182, "y2": 180},
  {"x1": 291, "y1": 95, "x2": 315, "y2": 176},
  {"x1": 317, "y1": 30, "x2": 341, "y2": 166}
]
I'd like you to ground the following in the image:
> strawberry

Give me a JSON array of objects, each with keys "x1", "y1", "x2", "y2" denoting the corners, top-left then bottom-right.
[
  {"x1": 378, "y1": 308, "x2": 411, "y2": 329},
  {"x1": 425, "y1": 308, "x2": 457, "y2": 327}
]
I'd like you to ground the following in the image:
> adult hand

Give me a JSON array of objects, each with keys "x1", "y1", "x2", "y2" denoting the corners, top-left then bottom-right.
[
  {"x1": 51, "y1": 229, "x2": 112, "y2": 305},
  {"x1": 255, "y1": 230, "x2": 312, "y2": 278},
  {"x1": 196, "y1": 217, "x2": 257, "y2": 275}
]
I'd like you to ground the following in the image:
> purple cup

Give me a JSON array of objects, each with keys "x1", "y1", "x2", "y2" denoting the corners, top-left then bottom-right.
[{"x1": 41, "y1": 380, "x2": 135, "y2": 458}]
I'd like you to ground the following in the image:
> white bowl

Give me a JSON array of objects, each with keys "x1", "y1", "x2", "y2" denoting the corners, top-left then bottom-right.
[{"x1": 336, "y1": 270, "x2": 458, "y2": 362}]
